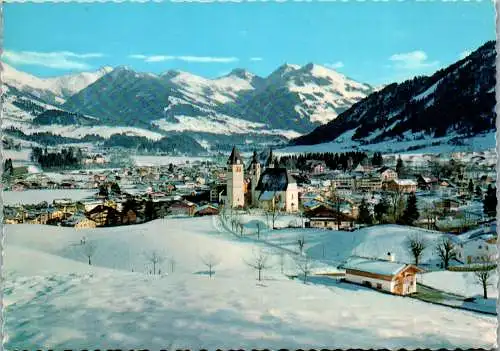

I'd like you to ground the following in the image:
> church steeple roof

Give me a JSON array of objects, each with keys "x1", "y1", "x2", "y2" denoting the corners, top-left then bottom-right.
[
  {"x1": 265, "y1": 148, "x2": 274, "y2": 168},
  {"x1": 227, "y1": 146, "x2": 243, "y2": 165},
  {"x1": 247, "y1": 150, "x2": 261, "y2": 171}
]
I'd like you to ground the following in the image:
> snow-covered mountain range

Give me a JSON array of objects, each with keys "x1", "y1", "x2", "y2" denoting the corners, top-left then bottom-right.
[
  {"x1": 2, "y1": 61, "x2": 374, "y2": 150},
  {"x1": 290, "y1": 40, "x2": 496, "y2": 153}
]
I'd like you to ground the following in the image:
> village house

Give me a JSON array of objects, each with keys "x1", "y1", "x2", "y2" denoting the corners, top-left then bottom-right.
[
  {"x1": 435, "y1": 198, "x2": 461, "y2": 213},
  {"x1": 86, "y1": 205, "x2": 122, "y2": 227},
  {"x1": 343, "y1": 255, "x2": 424, "y2": 296},
  {"x1": 385, "y1": 179, "x2": 418, "y2": 193},
  {"x1": 11, "y1": 181, "x2": 30, "y2": 191},
  {"x1": 416, "y1": 175, "x2": 439, "y2": 191},
  {"x1": 355, "y1": 175, "x2": 382, "y2": 192},
  {"x1": 454, "y1": 224, "x2": 498, "y2": 264},
  {"x1": 169, "y1": 200, "x2": 197, "y2": 216},
  {"x1": 305, "y1": 204, "x2": 355, "y2": 230},
  {"x1": 194, "y1": 204, "x2": 219, "y2": 216},
  {"x1": 376, "y1": 167, "x2": 398, "y2": 182},
  {"x1": 306, "y1": 160, "x2": 327, "y2": 175}
]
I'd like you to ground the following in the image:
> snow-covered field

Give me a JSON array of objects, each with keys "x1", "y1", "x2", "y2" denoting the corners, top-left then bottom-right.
[
  {"x1": 3, "y1": 189, "x2": 97, "y2": 206},
  {"x1": 132, "y1": 155, "x2": 210, "y2": 166},
  {"x1": 422, "y1": 270, "x2": 498, "y2": 298},
  {"x1": 2, "y1": 217, "x2": 497, "y2": 349},
  {"x1": 2, "y1": 149, "x2": 32, "y2": 162}
]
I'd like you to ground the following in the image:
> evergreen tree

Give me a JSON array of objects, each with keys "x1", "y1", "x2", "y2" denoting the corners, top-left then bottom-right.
[
  {"x1": 110, "y1": 182, "x2": 121, "y2": 195},
  {"x1": 402, "y1": 192, "x2": 419, "y2": 225},
  {"x1": 3, "y1": 158, "x2": 13, "y2": 178},
  {"x1": 374, "y1": 194, "x2": 390, "y2": 223},
  {"x1": 475, "y1": 185, "x2": 483, "y2": 199},
  {"x1": 396, "y1": 157, "x2": 404, "y2": 178},
  {"x1": 483, "y1": 185, "x2": 497, "y2": 218},
  {"x1": 467, "y1": 179, "x2": 474, "y2": 195},
  {"x1": 98, "y1": 184, "x2": 109, "y2": 199},
  {"x1": 145, "y1": 196, "x2": 155, "y2": 222},
  {"x1": 357, "y1": 198, "x2": 373, "y2": 225}
]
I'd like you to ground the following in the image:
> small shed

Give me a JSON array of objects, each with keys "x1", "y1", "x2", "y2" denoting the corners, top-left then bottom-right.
[{"x1": 343, "y1": 256, "x2": 424, "y2": 296}]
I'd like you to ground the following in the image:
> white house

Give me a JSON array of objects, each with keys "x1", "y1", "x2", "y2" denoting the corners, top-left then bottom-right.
[
  {"x1": 455, "y1": 227, "x2": 497, "y2": 264},
  {"x1": 343, "y1": 255, "x2": 424, "y2": 296}
]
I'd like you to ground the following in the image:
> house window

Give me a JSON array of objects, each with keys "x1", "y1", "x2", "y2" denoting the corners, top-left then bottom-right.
[
  {"x1": 362, "y1": 281, "x2": 372, "y2": 287},
  {"x1": 478, "y1": 245, "x2": 482, "y2": 249},
  {"x1": 376, "y1": 283, "x2": 382, "y2": 289}
]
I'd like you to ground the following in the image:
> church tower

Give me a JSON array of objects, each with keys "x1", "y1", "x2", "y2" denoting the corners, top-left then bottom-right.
[
  {"x1": 226, "y1": 146, "x2": 245, "y2": 208},
  {"x1": 248, "y1": 150, "x2": 262, "y2": 206},
  {"x1": 265, "y1": 148, "x2": 275, "y2": 169}
]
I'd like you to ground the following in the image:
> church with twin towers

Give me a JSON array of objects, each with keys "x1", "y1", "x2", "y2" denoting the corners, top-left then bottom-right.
[{"x1": 225, "y1": 146, "x2": 299, "y2": 213}]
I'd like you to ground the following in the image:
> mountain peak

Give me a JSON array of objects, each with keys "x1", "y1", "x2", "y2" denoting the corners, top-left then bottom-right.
[{"x1": 225, "y1": 68, "x2": 254, "y2": 80}]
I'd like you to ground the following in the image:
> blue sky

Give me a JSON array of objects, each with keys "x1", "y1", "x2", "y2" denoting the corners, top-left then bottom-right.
[{"x1": 4, "y1": 1, "x2": 495, "y2": 85}]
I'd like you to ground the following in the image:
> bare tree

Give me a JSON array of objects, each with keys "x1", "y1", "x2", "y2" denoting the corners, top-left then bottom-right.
[
  {"x1": 169, "y1": 257, "x2": 176, "y2": 273},
  {"x1": 295, "y1": 254, "x2": 312, "y2": 284},
  {"x1": 278, "y1": 251, "x2": 286, "y2": 274},
  {"x1": 297, "y1": 235, "x2": 305, "y2": 255},
  {"x1": 474, "y1": 256, "x2": 497, "y2": 299},
  {"x1": 389, "y1": 189, "x2": 404, "y2": 223},
  {"x1": 201, "y1": 253, "x2": 220, "y2": 278},
  {"x1": 81, "y1": 240, "x2": 97, "y2": 265},
  {"x1": 146, "y1": 250, "x2": 166, "y2": 275},
  {"x1": 435, "y1": 236, "x2": 457, "y2": 269},
  {"x1": 237, "y1": 218, "x2": 245, "y2": 236},
  {"x1": 256, "y1": 221, "x2": 262, "y2": 240},
  {"x1": 405, "y1": 233, "x2": 428, "y2": 266},
  {"x1": 245, "y1": 249, "x2": 272, "y2": 281},
  {"x1": 266, "y1": 195, "x2": 281, "y2": 229},
  {"x1": 422, "y1": 204, "x2": 438, "y2": 230}
]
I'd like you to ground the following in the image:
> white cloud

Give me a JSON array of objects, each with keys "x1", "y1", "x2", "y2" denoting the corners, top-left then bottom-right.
[
  {"x1": 324, "y1": 61, "x2": 344, "y2": 69},
  {"x1": 459, "y1": 50, "x2": 472, "y2": 59},
  {"x1": 250, "y1": 57, "x2": 263, "y2": 62},
  {"x1": 129, "y1": 54, "x2": 238, "y2": 63},
  {"x1": 3, "y1": 50, "x2": 104, "y2": 70},
  {"x1": 389, "y1": 50, "x2": 439, "y2": 71}
]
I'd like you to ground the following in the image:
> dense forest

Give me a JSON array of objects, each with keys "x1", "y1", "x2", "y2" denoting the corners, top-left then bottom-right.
[
  {"x1": 103, "y1": 133, "x2": 206, "y2": 155},
  {"x1": 33, "y1": 109, "x2": 100, "y2": 126},
  {"x1": 4, "y1": 127, "x2": 104, "y2": 146},
  {"x1": 276, "y1": 151, "x2": 373, "y2": 171},
  {"x1": 31, "y1": 147, "x2": 84, "y2": 169}
]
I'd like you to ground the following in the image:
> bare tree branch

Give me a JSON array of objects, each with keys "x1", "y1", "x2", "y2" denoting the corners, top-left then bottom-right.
[
  {"x1": 81, "y1": 239, "x2": 97, "y2": 266},
  {"x1": 245, "y1": 249, "x2": 272, "y2": 281},
  {"x1": 201, "y1": 253, "x2": 221, "y2": 278},
  {"x1": 473, "y1": 255, "x2": 497, "y2": 299},
  {"x1": 435, "y1": 236, "x2": 458, "y2": 269},
  {"x1": 405, "y1": 233, "x2": 428, "y2": 266},
  {"x1": 295, "y1": 254, "x2": 312, "y2": 284}
]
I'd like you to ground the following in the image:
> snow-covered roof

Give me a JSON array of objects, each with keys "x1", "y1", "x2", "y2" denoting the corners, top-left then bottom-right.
[
  {"x1": 394, "y1": 179, "x2": 417, "y2": 186},
  {"x1": 343, "y1": 257, "x2": 408, "y2": 276}
]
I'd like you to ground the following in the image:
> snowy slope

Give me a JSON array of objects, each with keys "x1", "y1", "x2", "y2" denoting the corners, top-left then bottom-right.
[
  {"x1": 279, "y1": 129, "x2": 496, "y2": 155},
  {"x1": 292, "y1": 40, "x2": 496, "y2": 148},
  {"x1": 3, "y1": 218, "x2": 497, "y2": 349},
  {"x1": 2, "y1": 62, "x2": 112, "y2": 104}
]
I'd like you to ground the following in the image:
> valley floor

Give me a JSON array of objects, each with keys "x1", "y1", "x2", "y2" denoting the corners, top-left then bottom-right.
[{"x1": 2, "y1": 216, "x2": 497, "y2": 349}]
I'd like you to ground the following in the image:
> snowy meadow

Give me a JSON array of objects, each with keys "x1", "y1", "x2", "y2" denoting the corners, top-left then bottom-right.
[{"x1": 2, "y1": 216, "x2": 497, "y2": 349}]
